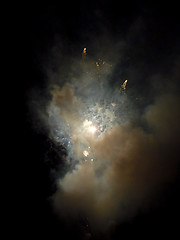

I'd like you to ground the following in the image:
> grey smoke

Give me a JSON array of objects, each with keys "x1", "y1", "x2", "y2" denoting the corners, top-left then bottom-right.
[{"x1": 31, "y1": 20, "x2": 180, "y2": 237}]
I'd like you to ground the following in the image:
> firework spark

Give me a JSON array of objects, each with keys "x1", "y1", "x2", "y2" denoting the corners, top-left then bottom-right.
[
  {"x1": 82, "y1": 47, "x2": 87, "y2": 60},
  {"x1": 121, "y1": 79, "x2": 128, "y2": 91},
  {"x1": 83, "y1": 150, "x2": 89, "y2": 157}
]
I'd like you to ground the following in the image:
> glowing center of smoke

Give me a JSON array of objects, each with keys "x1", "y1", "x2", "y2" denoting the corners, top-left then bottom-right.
[
  {"x1": 83, "y1": 120, "x2": 97, "y2": 135},
  {"x1": 88, "y1": 126, "x2": 96, "y2": 134}
]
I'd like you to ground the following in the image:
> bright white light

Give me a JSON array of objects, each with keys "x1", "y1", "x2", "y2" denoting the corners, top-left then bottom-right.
[
  {"x1": 83, "y1": 120, "x2": 97, "y2": 134},
  {"x1": 89, "y1": 126, "x2": 96, "y2": 134}
]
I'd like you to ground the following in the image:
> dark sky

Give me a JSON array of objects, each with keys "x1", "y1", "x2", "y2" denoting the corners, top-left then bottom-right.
[{"x1": 20, "y1": 2, "x2": 180, "y2": 239}]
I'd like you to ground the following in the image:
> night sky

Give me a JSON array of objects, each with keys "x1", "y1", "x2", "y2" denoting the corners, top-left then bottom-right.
[{"x1": 21, "y1": 2, "x2": 180, "y2": 239}]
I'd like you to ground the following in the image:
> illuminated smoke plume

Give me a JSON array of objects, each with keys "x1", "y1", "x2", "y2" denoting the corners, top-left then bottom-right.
[{"x1": 32, "y1": 44, "x2": 180, "y2": 238}]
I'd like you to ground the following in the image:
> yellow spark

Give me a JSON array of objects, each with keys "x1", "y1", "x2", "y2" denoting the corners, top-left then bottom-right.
[
  {"x1": 121, "y1": 80, "x2": 128, "y2": 91},
  {"x1": 83, "y1": 47, "x2": 87, "y2": 54},
  {"x1": 82, "y1": 47, "x2": 87, "y2": 60},
  {"x1": 91, "y1": 159, "x2": 94, "y2": 162},
  {"x1": 96, "y1": 61, "x2": 100, "y2": 71},
  {"x1": 96, "y1": 62, "x2": 99, "y2": 67},
  {"x1": 83, "y1": 150, "x2": 89, "y2": 157}
]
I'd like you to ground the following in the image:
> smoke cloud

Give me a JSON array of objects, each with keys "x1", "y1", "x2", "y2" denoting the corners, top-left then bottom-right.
[
  {"x1": 31, "y1": 22, "x2": 180, "y2": 238},
  {"x1": 52, "y1": 90, "x2": 180, "y2": 228}
]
